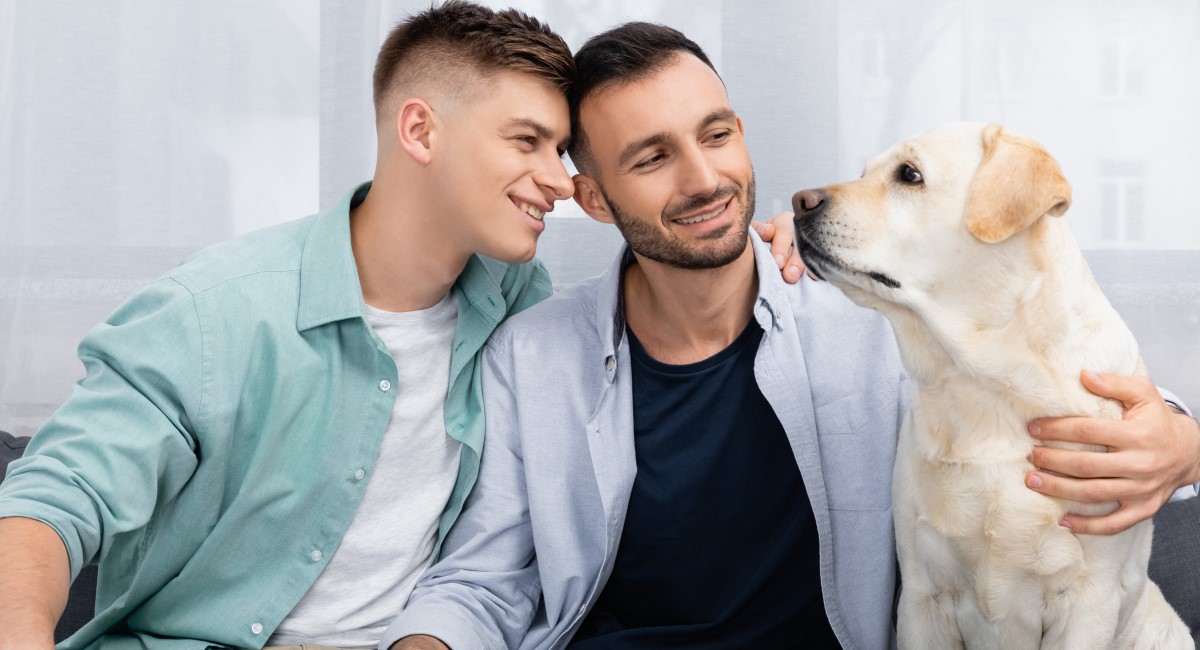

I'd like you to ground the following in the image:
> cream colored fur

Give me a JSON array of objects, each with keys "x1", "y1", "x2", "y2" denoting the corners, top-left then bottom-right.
[{"x1": 795, "y1": 123, "x2": 1192, "y2": 649}]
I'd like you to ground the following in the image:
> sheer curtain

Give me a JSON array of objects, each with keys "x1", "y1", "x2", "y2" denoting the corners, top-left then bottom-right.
[{"x1": 2, "y1": 1, "x2": 1198, "y2": 437}]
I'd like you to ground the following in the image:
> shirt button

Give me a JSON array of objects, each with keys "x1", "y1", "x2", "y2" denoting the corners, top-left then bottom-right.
[
  {"x1": 354, "y1": 468, "x2": 366, "y2": 481},
  {"x1": 579, "y1": 603, "x2": 588, "y2": 614},
  {"x1": 775, "y1": 308, "x2": 784, "y2": 320},
  {"x1": 379, "y1": 379, "x2": 392, "y2": 392},
  {"x1": 251, "y1": 623, "x2": 263, "y2": 635},
  {"x1": 605, "y1": 356, "x2": 615, "y2": 371},
  {"x1": 309, "y1": 549, "x2": 323, "y2": 562}
]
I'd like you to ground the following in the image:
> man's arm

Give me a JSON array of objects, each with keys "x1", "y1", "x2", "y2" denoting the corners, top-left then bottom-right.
[
  {"x1": 0, "y1": 277, "x2": 204, "y2": 644},
  {"x1": 1025, "y1": 370, "x2": 1200, "y2": 535},
  {"x1": 380, "y1": 336, "x2": 544, "y2": 650},
  {"x1": 0, "y1": 517, "x2": 70, "y2": 649}
]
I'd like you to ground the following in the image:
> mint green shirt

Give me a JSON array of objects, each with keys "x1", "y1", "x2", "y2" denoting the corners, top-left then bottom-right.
[{"x1": 0, "y1": 183, "x2": 552, "y2": 649}]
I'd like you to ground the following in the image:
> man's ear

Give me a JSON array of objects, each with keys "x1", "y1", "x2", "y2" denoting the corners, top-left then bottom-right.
[
  {"x1": 394, "y1": 99, "x2": 436, "y2": 166},
  {"x1": 573, "y1": 174, "x2": 615, "y2": 224},
  {"x1": 964, "y1": 123, "x2": 1072, "y2": 243}
]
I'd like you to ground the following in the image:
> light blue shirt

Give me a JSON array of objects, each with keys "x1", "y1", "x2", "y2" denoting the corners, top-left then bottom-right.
[
  {"x1": 0, "y1": 183, "x2": 552, "y2": 649},
  {"x1": 385, "y1": 231, "x2": 912, "y2": 649}
]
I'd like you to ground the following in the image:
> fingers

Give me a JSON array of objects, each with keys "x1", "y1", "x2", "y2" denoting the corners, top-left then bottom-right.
[
  {"x1": 782, "y1": 242, "x2": 803, "y2": 284},
  {"x1": 766, "y1": 211, "x2": 803, "y2": 283},
  {"x1": 1024, "y1": 471, "x2": 1157, "y2": 535},
  {"x1": 1078, "y1": 370, "x2": 1158, "y2": 410},
  {"x1": 1059, "y1": 503, "x2": 1158, "y2": 536},
  {"x1": 1029, "y1": 415, "x2": 1123, "y2": 447},
  {"x1": 1026, "y1": 462, "x2": 1170, "y2": 536},
  {"x1": 754, "y1": 212, "x2": 805, "y2": 285},
  {"x1": 749, "y1": 220, "x2": 775, "y2": 242},
  {"x1": 1025, "y1": 470, "x2": 1138, "y2": 504},
  {"x1": 1029, "y1": 445, "x2": 1132, "y2": 479}
]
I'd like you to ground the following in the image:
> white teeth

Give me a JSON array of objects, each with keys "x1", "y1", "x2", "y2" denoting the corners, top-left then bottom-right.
[
  {"x1": 676, "y1": 204, "x2": 726, "y2": 225},
  {"x1": 518, "y1": 202, "x2": 545, "y2": 221}
]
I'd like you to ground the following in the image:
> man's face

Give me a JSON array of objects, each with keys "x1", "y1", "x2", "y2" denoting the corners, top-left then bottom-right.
[
  {"x1": 432, "y1": 70, "x2": 573, "y2": 264},
  {"x1": 578, "y1": 53, "x2": 755, "y2": 270}
]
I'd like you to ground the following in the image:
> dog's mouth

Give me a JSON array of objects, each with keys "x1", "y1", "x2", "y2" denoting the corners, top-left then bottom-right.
[{"x1": 795, "y1": 225, "x2": 902, "y2": 290}]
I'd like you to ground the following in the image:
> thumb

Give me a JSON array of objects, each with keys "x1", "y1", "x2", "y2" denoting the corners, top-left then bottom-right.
[{"x1": 1080, "y1": 370, "x2": 1149, "y2": 410}]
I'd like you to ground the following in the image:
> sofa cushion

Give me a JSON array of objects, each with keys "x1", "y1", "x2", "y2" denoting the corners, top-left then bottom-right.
[{"x1": 1150, "y1": 495, "x2": 1200, "y2": 643}]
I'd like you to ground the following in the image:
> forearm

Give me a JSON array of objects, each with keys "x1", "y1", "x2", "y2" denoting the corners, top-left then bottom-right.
[
  {"x1": 0, "y1": 517, "x2": 70, "y2": 649},
  {"x1": 390, "y1": 635, "x2": 451, "y2": 650}
]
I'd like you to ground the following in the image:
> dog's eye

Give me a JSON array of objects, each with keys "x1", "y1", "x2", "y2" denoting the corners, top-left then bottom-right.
[{"x1": 897, "y1": 164, "x2": 923, "y2": 185}]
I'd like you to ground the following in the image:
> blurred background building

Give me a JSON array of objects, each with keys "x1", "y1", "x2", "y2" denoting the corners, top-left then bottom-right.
[{"x1": 2, "y1": 0, "x2": 1198, "y2": 436}]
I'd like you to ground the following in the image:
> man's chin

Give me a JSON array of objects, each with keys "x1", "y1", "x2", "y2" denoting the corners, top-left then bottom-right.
[{"x1": 485, "y1": 238, "x2": 539, "y2": 265}]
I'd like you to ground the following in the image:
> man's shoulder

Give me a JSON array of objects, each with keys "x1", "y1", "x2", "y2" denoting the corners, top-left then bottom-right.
[
  {"x1": 786, "y1": 277, "x2": 894, "y2": 333},
  {"x1": 491, "y1": 275, "x2": 604, "y2": 342},
  {"x1": 164, "y1": 214, "x2": 317, "y2": 295}
]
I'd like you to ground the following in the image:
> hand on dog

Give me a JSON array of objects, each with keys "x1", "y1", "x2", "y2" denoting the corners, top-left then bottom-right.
[
  {"x1": 750, "y1": 212, "x2": 804, "y2": 284},
  {"x1": 1025, "y1": 370, "x2": 1200, "y2": 535}
]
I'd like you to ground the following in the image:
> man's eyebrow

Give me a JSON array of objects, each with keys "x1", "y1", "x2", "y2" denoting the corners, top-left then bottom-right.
[
  {"x1": 698, "y1": 108, "x2": 738, "y2": 130},
  {"x1": 616, "y1": 109, "x2": 739, "y2": 168},
  {"x1": 502, "y1": 118, "x2": 555, "y2": 140}
]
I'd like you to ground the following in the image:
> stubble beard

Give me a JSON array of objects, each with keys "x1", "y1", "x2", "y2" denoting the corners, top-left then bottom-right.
[{"x1": 602, "y1": 171, "x2": 757, "y2": 271}]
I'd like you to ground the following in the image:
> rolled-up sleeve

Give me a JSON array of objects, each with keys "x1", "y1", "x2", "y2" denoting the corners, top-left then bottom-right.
[
  {"x1": 0, "y1": 277, "x2": 204, "y2": 579},
  {"x1": 381, "y1": 334, "x2": 542, "y2": 650},
  {"x1": 1159, "y1": 387, "x2": 1199, "y2": 501}
]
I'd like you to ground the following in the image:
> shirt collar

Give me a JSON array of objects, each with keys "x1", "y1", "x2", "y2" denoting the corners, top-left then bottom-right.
[
  {"x1": 594, "y1": 226, "x2": 790, "y2": 360},
  {"x1": 297, "y1": 182, "x2": 371, "y2": 332},
  {"x1": 297, "y1": 181, "x2": 508, "y2": 332}
]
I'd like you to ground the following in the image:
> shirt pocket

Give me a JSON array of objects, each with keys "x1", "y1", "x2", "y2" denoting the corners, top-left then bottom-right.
[{"x1": 814, "y1": 389, "x2": 900, "y2": 511}]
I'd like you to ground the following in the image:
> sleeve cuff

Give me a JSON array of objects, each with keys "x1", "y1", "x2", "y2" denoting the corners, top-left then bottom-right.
[{"x1": 379, "y1": 604, "x2": 495, "y2": 650}]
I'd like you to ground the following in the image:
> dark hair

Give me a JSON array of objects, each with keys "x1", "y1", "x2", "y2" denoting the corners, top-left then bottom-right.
[
  {"x1": 568, "y1": 22, "x2": 717, "y2": 173},
  {"x1": 373, "y1": 1, "x2": 574, "y2": 120}
]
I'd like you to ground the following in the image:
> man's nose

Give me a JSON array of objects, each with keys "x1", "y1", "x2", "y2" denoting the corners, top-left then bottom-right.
[{"x1": 539, "y1": 163, "x2": 574, "y2": 202}]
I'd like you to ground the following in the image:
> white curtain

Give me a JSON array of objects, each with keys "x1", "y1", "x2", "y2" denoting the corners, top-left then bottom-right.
[{"x1": 2, "y1": 0, "x2": 1198, "y2": 437}]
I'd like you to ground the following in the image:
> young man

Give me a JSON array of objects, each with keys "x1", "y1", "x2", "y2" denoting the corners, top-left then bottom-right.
[
  {"x1": 0, "y1": 3, "x2": 576, "y2": 648},
  {"x1": 386, "y1": 23, "x2": 1200, "y2": 649}
]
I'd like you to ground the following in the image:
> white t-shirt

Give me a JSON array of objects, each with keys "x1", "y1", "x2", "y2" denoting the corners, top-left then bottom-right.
[{"x1": 269, "y1": 292, "x2": 461, "y2": 647}]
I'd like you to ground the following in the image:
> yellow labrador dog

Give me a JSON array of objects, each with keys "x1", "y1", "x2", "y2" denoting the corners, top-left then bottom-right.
[{"x1": 792, "y1": 123, "x2": 1192, "y2": 649}]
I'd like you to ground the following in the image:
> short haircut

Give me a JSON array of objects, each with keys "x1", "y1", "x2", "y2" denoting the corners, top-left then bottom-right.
[
  {"x1": 568, "y1": 22, "x2": 717, "y2": 174},
  {"x1": 373, "y1": 1, "x2": 574, "y2": 123}
]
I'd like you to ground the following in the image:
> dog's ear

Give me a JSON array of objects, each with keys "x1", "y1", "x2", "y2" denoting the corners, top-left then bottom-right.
[{"x1": 964, "y1": 124, "x2": 1072, "y2": 243}]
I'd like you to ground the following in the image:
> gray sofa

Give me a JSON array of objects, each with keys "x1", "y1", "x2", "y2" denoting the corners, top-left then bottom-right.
[
  {"x1": 1, "y1": 428, "x2": 1197, "y2": 643},
  {"x1": 1150, "y1": 493, "x2": 1200, "y2": 644}
]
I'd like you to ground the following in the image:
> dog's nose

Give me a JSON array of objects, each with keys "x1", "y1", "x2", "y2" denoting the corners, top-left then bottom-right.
[{"x1": 792, "y1": 189, "x2": 826, "y2": 219}]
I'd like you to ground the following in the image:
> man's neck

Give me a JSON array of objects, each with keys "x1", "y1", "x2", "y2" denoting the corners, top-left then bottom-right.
[
  {"x1": 349, "y1": 175, "x2": 470, "y2": 313},
  {"x1": 622, "y1": 244, "x2": 759, "y2": 365}
]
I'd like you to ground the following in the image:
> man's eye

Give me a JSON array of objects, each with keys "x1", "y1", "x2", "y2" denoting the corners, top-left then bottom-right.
[
  {"x1": 515, "y1": 136, "x2": 537, "y2": 147},
  {"x1": 897, "y1": 164, "x2": 923, "y2": 184},
  {"x1": 707, "y1": 131, "x2": 731, "y2": 144},
  {"x1": 634, "y1": 153, "x2": 665, "y2": 169}
]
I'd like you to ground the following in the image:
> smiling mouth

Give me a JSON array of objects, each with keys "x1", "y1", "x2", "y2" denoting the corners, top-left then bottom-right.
[
  {"x1": 513, "y1": 199, "x2": 546, "y2": 221},
  {"x1": 672, "y1": 199, "x2": 729, "y2": 225}
]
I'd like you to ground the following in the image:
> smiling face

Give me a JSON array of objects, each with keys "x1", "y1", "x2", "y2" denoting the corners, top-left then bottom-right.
[
  {"x1": 430, "y1": 70, "x2": 573, "y2": 264},
  {"x1": 574, "y1": 53, "x2": 755, "y2": 270}
]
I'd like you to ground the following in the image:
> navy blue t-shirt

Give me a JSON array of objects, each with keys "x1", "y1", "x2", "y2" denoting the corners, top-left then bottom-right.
[{"x1": 569, "y1": 321, "x2": 841, "y2": 649}]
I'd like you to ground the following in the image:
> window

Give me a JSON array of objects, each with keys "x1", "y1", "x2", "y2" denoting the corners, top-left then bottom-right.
[
  {"x1": 1099, "y1": 160, "x2": 1147, "y2": 245},
  {"x1": 1101, "y1": 38, "x2": 1145, "y2": 99}
]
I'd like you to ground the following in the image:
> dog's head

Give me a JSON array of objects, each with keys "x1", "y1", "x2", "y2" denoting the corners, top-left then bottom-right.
[{"x1": 792, "y1": 123, "x2": 1072, "y2": 322}]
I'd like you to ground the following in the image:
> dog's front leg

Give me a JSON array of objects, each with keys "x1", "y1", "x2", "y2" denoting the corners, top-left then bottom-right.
[{"x1": 897, "y1": 521, "x2": 971, "y2": 650}]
